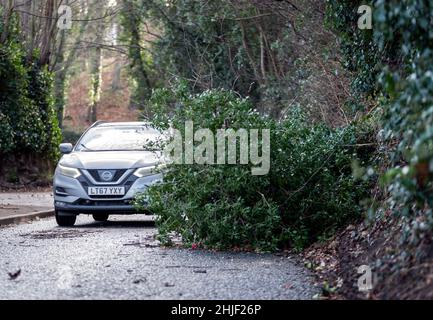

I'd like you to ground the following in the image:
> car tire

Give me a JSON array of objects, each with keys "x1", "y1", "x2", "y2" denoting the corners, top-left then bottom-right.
[
  {"x1": 55, "y1": 211, "x2": 77, "y2": 227},
  {"x1": 93, "y1": 213, "x2": 109, "y2": 222}
]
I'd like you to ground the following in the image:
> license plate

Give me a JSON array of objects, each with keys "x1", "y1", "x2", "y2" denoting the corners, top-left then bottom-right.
[{"x1": 88, "y1": 187, "x2": 125, "y2": 196}]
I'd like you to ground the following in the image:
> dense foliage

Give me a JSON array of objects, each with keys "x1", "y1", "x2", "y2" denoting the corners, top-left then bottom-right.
[
  {"x1": 0, "y1": 12, "x2": 61, "y2": 160},
  {"x1": 135, "y1": 86, "x2": 369, "y2": 250},
  {"x1": 327, "y1": 0, "x2": 433, "y2": 245}
]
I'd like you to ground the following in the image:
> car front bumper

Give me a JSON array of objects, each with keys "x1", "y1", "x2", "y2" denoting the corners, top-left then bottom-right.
[
  {"x1": 54, "y1": 201, "x2": 139, "y2": 214},
  {"x1": 53, "y1": 171, "x2": 162, "y2": 214}
]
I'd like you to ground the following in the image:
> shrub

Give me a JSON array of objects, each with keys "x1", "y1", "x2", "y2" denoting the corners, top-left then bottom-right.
[
  {"x1": 135, "y1": 86, "x2": 370, "y2": 251},
  {"x1": 0, "y1": 24, "x2": 61, "y2": 160},
  {"x1": 0, "y1": 111, "x2": 14, "y2": 153}
]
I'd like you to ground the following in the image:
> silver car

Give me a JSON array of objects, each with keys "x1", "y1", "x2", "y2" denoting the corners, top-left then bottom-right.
[{"x1": 53, "y1": 121, "x2": 163, "y2": 226}]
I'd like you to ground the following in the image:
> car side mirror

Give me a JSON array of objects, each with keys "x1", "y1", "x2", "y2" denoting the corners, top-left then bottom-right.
[{"x1": 59, "y1": 143, "x2": 73, "y2": 154}]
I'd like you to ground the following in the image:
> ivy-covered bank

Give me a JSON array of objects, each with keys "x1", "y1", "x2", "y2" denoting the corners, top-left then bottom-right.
[
  {"x1": 306, "y1": 0, "x2": 433, "y2": 298},
  {"x1": 327, "y1": 0, "x2": 433, "y2": 243},
  {"x1": 0, "y1": 10, "x2": 61, "y2": 185}
]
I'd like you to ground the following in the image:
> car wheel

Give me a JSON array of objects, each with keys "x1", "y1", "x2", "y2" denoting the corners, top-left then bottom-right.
[
  {"x1": 55, "y1": 210, "x2": 77, "y2": 227},
  {"x1": 93, "y1": 213, "x2": 109, "y2": 222}
]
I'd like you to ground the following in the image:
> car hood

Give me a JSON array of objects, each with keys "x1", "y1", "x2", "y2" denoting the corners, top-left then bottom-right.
[{"x1": 59, "y1": 151, "x2": 162, "y2": 169}]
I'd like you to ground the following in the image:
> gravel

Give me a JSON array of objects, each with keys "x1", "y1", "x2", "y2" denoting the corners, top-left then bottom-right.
[{"x1": 0, "y1": 215, "x2": 318, "y2": 300}]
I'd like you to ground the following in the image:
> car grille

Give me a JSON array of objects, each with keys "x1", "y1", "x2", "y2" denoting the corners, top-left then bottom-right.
[{"x1": 87, "y1": 169, "x2": 128, "y2": 183}]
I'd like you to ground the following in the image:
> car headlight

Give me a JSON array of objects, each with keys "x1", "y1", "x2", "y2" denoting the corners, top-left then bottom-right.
[
  {"x1": 133, "y1": 166, "x2": 157, "y2": 178},
  {"x1": 58, "y1": 164, "x2": 81, "y2": 179},
  {"x1": 133, "y1": 164, "x2": 167, "y2": 178}
]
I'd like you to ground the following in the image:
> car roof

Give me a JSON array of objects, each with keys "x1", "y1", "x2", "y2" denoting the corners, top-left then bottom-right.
[{"x1": 93, "y1": 121, "x2": 152, "y2": 128}]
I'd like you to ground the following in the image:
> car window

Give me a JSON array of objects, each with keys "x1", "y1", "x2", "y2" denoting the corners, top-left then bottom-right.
[{"x1": 75, "y1": 125, "x2": 162, "y2": 152}]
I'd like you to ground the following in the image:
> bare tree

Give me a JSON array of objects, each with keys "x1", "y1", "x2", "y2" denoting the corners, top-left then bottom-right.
[{"x1": 88, "y1": 0, "x2": 107, "y2": 122}]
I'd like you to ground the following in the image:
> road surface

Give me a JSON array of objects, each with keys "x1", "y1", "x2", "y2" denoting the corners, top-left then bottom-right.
[{"x1": 0, "y1": 215, "x2": 318, "y2": 299}]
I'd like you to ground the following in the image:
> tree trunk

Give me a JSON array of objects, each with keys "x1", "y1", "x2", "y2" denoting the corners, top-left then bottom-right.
[
  {"x1": 39, "y1": 0, "x2": 55, "y2": 66},
  {"x1": 111, "y1": 60, "x2": 123, "y2": 91},
  {"x1": 54, "y1": 7, "x2": 90, "y2": 128},
  {"x1": 0, "y1": 0, "x2": 14, "y2": 44},
  {"x1": 53, "y1": 30, "x2": 67, "y2": 128},
  {"x1": 88, "y1": 9, "x2": 105, "y2": 123},
  {"x1": 122, "y1": 0, "x2": 152, "y2": 113}
]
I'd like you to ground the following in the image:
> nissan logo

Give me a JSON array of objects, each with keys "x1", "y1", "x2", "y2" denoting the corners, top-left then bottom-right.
[{"x1": 100, "y1": 170, "x2": 114, "y2": 182}]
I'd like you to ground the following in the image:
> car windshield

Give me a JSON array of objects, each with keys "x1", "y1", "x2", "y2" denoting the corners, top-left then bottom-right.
[{"x1": 75, "y1": 125, "x2": 162, "y2": 152}]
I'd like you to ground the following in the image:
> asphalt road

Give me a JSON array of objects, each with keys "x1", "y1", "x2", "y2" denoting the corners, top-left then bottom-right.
[{"x1": 0, "y1": 215, "x2": 318, "y2": 300}]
